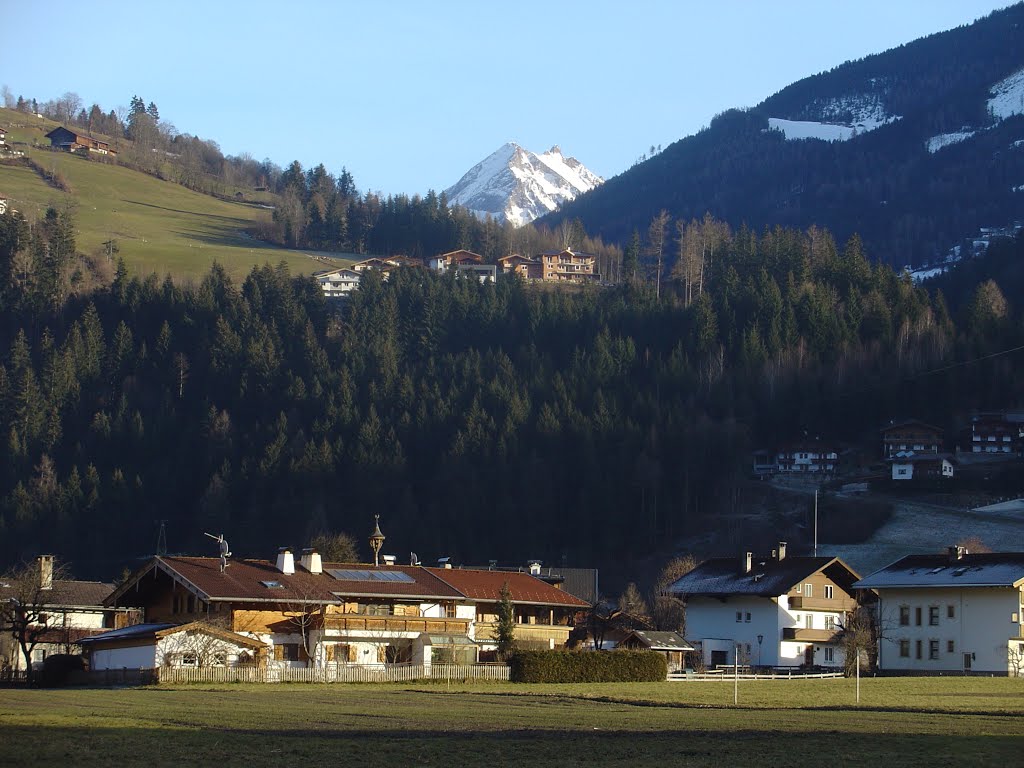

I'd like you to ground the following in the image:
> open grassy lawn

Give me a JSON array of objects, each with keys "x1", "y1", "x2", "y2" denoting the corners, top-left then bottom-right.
[
  {"x1": 0, "y1": 109, "x2": 344, "y2": 282},
  {"x1": 1, "y1": 677, "x2": 1021, "y2": 767}
]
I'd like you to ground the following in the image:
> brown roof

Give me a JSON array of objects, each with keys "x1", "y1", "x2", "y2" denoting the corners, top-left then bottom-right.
[
  {"x1": 114, "y1": 557, "x2": 464, "y2": 604},
  {"x1": 111, "y1": 557, "x2": 585, "y2": 608},
  {"x1": 426, "y1": 567, "x2": 590, "y2": 607},
  {"x1": 44, "y1": 580, "x2": 114, "y2": 607}
]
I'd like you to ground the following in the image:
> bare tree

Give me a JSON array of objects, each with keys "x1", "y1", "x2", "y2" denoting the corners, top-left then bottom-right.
[
  {"x1": 0, "y1": 558, "x2": 67, "y2": 684},
  {"x1": 651, "y1": 555, "x2": 697, "y2": 633},
  {"x1": 836, "y1": 604, "x2": 880, "y2": 675},
  {"x1": 646, "y1": 210, "x2": 670, "y2": 300},
  {"x1": 618, "y1": 582, "x2": 649, "y2": 618},
  {"x1": 1, "y1": 84, "x2": 14, "y2": 109}
]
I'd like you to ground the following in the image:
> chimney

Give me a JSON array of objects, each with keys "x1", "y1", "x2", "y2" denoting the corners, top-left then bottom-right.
[
  {"x1": 741, "y1": 551, "x2": 753, "y2": 574},
  {"x1": 276, "y1": 547, "x2": 295, "y2": 575},
  {"x1": 382, "y1": 554, "x2": 397, "y2": 566},
  {"x1": 777, "y1": 541, "x2": 787, "y2": 561},
  {"x1": 38, "y1": 555, "x2": 54, "y2": 590},
  {"x1": 438, "y1": 557, "x2": 452, "y2": 569},
  {"x1": 528, "y1": 560, "x2": 542, "y2": 576},
  {"x1": 299, "y1": 548, "x2": 322, "y2": 574}
]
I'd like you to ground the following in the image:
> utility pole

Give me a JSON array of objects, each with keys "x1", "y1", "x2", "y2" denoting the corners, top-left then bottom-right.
[
  {"x1": 813, "y1": 490, "x2": 818, "y2": 557},
  {"x1": 734, "y1": 643, "x2": 739, "y2": 705}
]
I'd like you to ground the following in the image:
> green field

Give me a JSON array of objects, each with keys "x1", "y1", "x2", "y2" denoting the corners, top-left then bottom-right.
[
  {"x1": 0, "y1": 109, "x2": 345, "y2": 281},
  {"x1": 1, "y1": 678, "x2": 1021, "y2": 767}
]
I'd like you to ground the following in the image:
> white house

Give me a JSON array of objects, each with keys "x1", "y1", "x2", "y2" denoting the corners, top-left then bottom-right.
[
  {"x1": 668, "y1": 543, "x2": 861, "y2": 670},
  {"x1": 314, "y1": 268, "x2": 361, "y2": 299},
  {"x1": 854, "y1": 547, "x2": 1024, "y2": 675},
  {"x1": 890, "y1": 453, "x2": 956, "y2": 481}
]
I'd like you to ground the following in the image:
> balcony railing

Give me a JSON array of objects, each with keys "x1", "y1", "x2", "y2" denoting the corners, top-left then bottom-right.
[
  {"x1": 322, "y1": 616, "x2": 470, "y2": 634},
  {"x1": 782, "y1": 627, "x2": 840, "y2": 642},
  {"x1": 788, "y1": 595, "x2": 857, "y2": 611}
]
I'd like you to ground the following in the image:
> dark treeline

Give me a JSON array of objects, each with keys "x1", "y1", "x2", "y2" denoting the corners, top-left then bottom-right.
[{"x1": 1, "y1": 207, "x2": 1022, "y2": 580}]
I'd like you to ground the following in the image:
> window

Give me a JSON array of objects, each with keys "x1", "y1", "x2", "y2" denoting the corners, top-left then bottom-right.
[
  {"x1": 915, "y1": 606, "x2": 922, "y2": 626},
  {"x1": 825, "y1": 615, "x2": 836, "y2": 630},
  {"x1": 181, "y1": 652, "x2": 198, "y2": 667},
  {"x1": 745, "y1": 612, "x2": 751, "y2": 623},
  {"x1": 947, "y1": 605, "x2": 955, "y2": 619},
  {"x1": 824, "y1": 585, "x2": 834, "y2": 599},
  {"x1": 187, "y1": 595, "x2": 196, "y2": 613},
  {"x1": 915, "y1": 640, "x2": 922, "y2": 660},
  {"x1": 929, "y1": 640, "x2": 939, "y2": 660},
  {"x1": 823, "y1": 647, "x2": 835, "y2": 663},
  {"x1": 899, "y1": 640, "x2": 910, "y2": 658},
  {"x1": 899, "y1": 606, "x2": 910, "y2": 626},
  {"x1": 947, "y1": 640, "x2": 955, "y2": 654},
  {"x1": 274, "y1": 643, "x2": 300, "y2": 662},
  {"x1": 444, "y1": 603, "x2": 457, "y2": 618},
  {"x1": 736, "y1": 611, "x2": 743, "y2": 623},
  {"x1": 804, "y1": 583, "x2": 813, "y2": 597},
  {"x1": 212, "y1": 652, "x2": 226, "y2": 667},
  {"x1": 928, "y1": 606, "x2": 939, "y2": 626},
  {"x1": 804, "y1": 614, "x2": 813, "y2": 629}
]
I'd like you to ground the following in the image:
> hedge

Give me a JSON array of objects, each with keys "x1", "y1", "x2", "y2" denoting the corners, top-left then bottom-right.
[{"x1": 509, "y1": 649, "x2": 667, "y2": 683}]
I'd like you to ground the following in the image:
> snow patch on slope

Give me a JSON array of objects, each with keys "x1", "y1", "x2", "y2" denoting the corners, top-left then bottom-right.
[
  {"x1": 989, "y1": 67, "x2": 1024, "y2": 120},
  {"x1": 926, "y1": 130, "x2": 977, "y2": 153},
  {"x1": 769, "y1": 92, "x2": 900, "y2": 142}
]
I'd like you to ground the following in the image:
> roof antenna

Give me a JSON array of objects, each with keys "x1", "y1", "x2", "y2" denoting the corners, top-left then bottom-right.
[{"x1": 204, "y1": 532, "x2": 232, "y2": 573}]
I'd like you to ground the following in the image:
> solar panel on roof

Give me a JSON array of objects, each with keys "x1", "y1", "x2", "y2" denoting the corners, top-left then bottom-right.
[{"x1": 327, "y1": 569, "x2": 415, "y2": 583}]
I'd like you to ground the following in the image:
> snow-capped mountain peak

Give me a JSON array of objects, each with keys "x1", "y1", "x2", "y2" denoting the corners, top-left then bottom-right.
[{"x1": 444, "y1": 143, "x2": 603, "y2": 226}]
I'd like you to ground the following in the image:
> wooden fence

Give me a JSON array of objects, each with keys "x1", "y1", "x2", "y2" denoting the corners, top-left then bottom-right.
[{"x1": 156, "y1": 662, "x2": 510, "y2": 685}]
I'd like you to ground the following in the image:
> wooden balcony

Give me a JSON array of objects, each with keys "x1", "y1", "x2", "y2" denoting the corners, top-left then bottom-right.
[
  {"x1": 322, "y1": 616, "x2": 470, "y2": 634},
  {"x1": 788, "y1": 595, "x2": 857, "y2": 612},
  {"x1": 782, "y1": 627, "x2": 840, "y2": 642}
]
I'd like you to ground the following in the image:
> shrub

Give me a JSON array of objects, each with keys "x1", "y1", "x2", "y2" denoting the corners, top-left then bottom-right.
[
  {"x1": 509, "y1": 649, "x2": 667, "y2": 683},
  {"x1": 40, "y1": 654, "x2": 85, "y2": 687}
]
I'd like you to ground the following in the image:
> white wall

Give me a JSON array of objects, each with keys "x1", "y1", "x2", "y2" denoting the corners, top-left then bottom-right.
[
  {"x1": 878, "y1": 586, "x2": 1023, "y2": 673},
  {"x1": 686, "y1": 596, "x2": 781, "y2": 667},
  {"x1": 90, "y1": 644, "x2": 157, "y2": 671}
]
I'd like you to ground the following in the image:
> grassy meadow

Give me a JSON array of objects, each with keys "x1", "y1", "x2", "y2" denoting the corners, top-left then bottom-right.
[
  {"x1": 0, "y1": 109, "x2": 345, "y2": 282},
  {"x1": 1, "y1": 677, "x2": 1021, "y2": 767}
]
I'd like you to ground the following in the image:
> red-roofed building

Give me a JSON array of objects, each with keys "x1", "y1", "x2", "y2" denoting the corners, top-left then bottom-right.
[{"x1": 106, "y1": 546, "x2": 589, "y2": 670}]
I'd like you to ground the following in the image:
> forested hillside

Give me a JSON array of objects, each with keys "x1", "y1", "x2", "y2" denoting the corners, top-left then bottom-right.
[
  {"x1": 544, "y1": 3, "x2": 1024, "y2": 269},
  {"x1": 2, "y1": 203, "x2": 1021, "y2": 581}
]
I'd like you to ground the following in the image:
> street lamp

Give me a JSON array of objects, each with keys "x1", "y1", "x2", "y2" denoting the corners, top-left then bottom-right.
[{"x1": 757, "y1": 634, "x2": 764, "y2": 669}]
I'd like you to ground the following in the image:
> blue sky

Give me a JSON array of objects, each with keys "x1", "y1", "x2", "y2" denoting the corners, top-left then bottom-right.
[{"x1": 1, "y1": 1, "x2": 1012, "y2": 196}]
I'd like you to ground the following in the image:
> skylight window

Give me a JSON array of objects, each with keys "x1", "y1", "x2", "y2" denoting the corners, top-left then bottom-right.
[{"x1": 260, "y1": 580, "x2": 284, "y2": 588}]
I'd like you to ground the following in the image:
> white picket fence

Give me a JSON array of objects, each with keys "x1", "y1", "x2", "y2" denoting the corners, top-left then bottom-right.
[
  {"x1": 668, "y1": 669, "x2": 845, "y2": 681},
  {"x1": 157, "y1": 662, "x2": 509, "y2": 685}
]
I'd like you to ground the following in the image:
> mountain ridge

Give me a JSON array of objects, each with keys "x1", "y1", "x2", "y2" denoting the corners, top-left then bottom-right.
[{"x1": 444, "y1": 142, "x2": 603, "y2": 226}]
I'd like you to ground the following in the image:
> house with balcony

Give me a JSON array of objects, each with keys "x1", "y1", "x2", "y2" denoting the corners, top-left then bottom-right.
[
  {"x1": 775, "y1": 441, "x2": 838, "y2": 474},
  {"x1": 967, "y1": 411, "x2": 1024, "y2": 456},
  {"x1": 667, "y1": 543, "x2": 861, "y2": 670},
  {"x1": 855, "y1": 547, "x2": 1024, "y2": 675},
  {"x1": 538, "y1": 249, "x2": 599, "y2": 283},
  {"x1": 498, "y1": 254, "x2": 543, "y2": 280},
  {"x1": 881, "y1": 419, "x2": 944, "y2": 459},
  {"x1": 100, "y1": 540, "x2": 588, "y2": 671},
  {"x1": 314, "y1": 267, "x2": 361, "y2": 300}
]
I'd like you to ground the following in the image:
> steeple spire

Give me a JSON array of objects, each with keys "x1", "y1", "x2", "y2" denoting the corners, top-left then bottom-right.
[{"x1": 369, "y1": 515, "x2": 385, "y2": 567}]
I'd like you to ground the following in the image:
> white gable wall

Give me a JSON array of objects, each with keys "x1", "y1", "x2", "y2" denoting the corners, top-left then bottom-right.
[{"x1": 877, "y1": 586, "x2": 1023, "y2": 673}]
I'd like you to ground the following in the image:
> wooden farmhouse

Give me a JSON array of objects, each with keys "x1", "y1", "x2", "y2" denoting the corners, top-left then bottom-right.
[
  {"x1": 94, "y1": 532, "x2": 588, "y2": 672},
  {"x1": 881, "y1": 419, "x2": 944, "y2": 459},
  {"x1": 44, "y1": 126, "x2": 117, "y2": 156},
  {"x1": 538, "y1": 249, "x2": 599, "y2": 282}
]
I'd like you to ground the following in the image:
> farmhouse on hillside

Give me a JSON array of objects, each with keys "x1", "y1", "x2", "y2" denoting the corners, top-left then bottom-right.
[
  {"x1": 854, "y1": 547, "x2": 1024, "y2": 675},
  {"x1": 881, "y1": 419, "x2": 944, "y2": 459},
  {"x1": 44, "y1": 126, "x2": 117, "y2": 156},
  {"x1": 668, "y1": 543, "x2": 862, "y2": 670}
]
